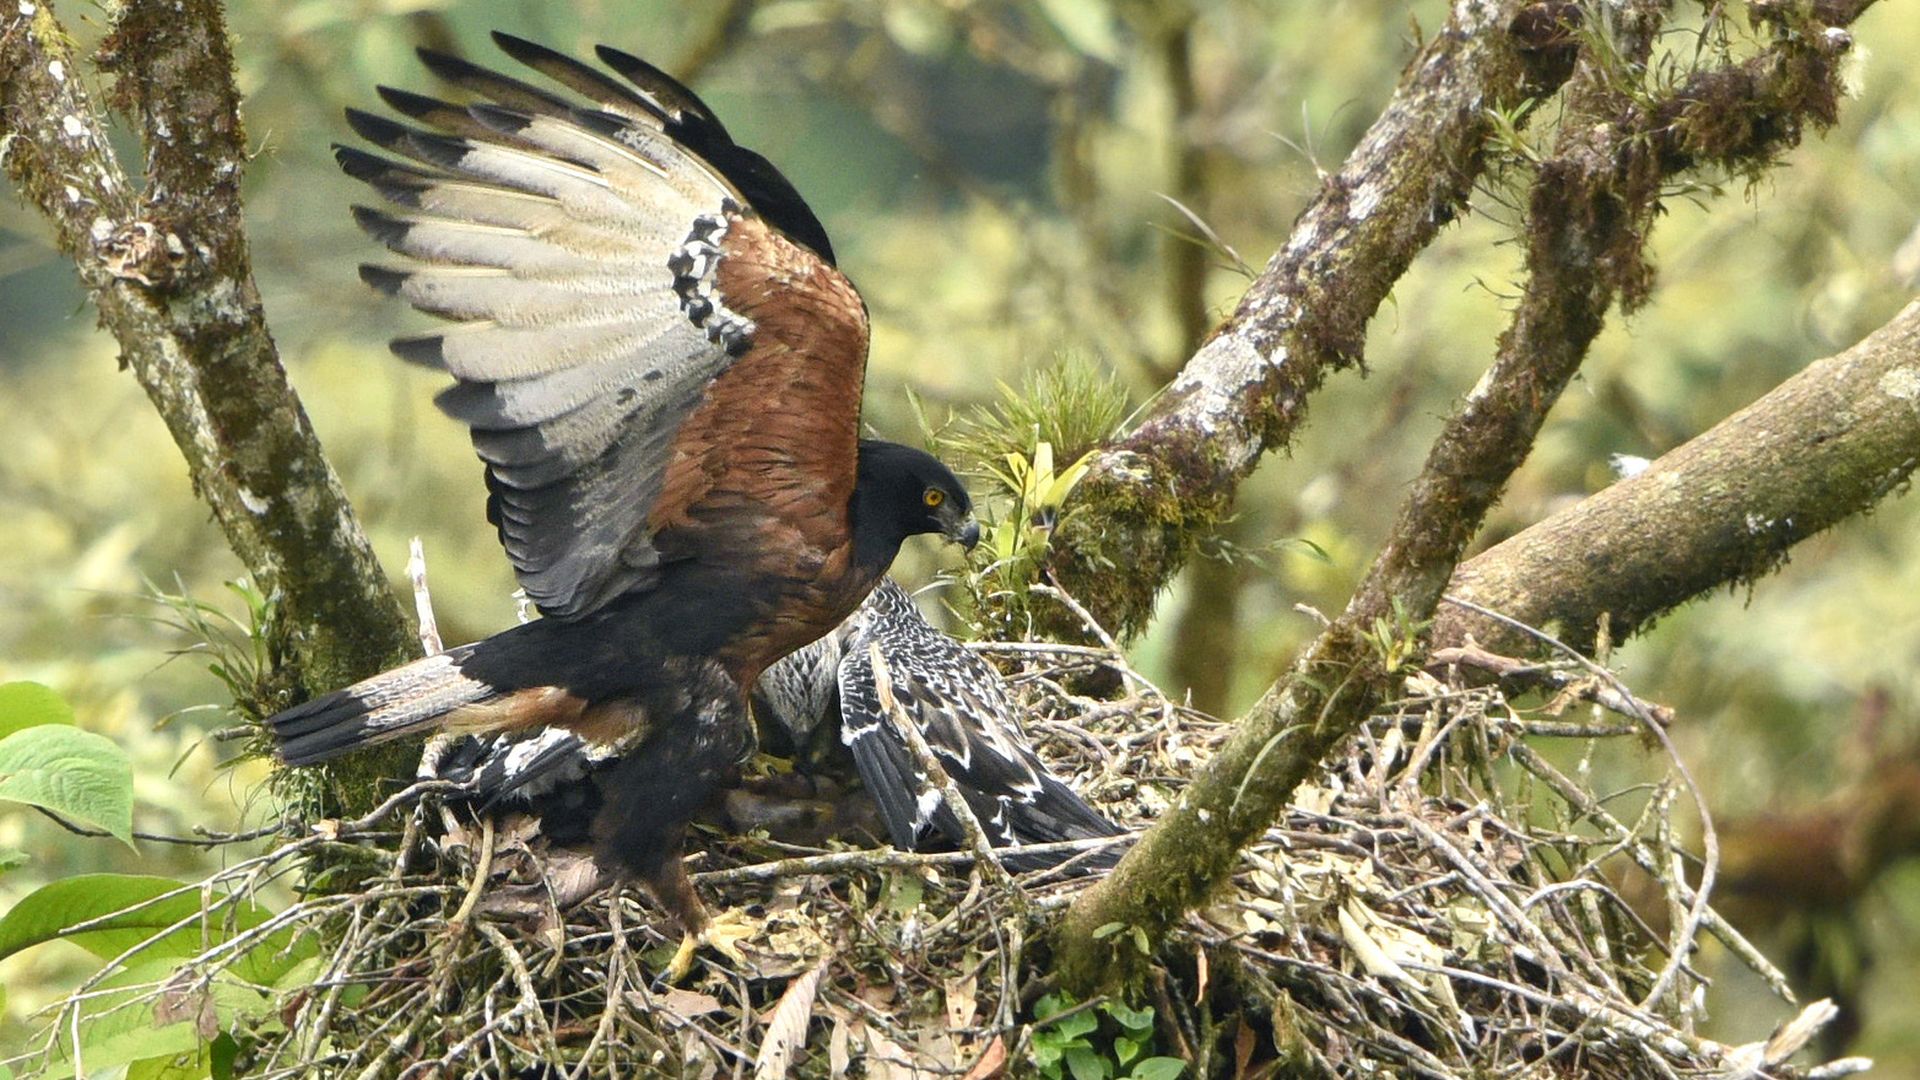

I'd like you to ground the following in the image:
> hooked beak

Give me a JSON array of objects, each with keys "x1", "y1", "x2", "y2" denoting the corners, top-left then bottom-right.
[{"x1": 947, "y1": 516, "x2": 981, "y2": 551}]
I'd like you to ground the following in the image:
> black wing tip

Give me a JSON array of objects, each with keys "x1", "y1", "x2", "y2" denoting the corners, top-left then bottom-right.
[
  {"x1": 416, "y1": 45, "x2": 485, "y2": 82},
  {"x1": 468, "y1": 101, "x2": 536, "y2": 137},
  {"x1": 358, "y1": 264, "x2": 407, "y2": 296},
  {"x1": 390, "y1": 333, "x2": 448, "y2": 369},
  {"x1": 592, "y1": 44, "x2": 708, "y2": 124},
  {"x1": 332, "y1": 143, "x2": 391, "y2": 181},
  {"x1": 350, "y1": 204, "x2": 410, "y2": 245},
  {"x1": 376, "y1": 84, "x2": 453, "y2": 121},
  {"x1": 344, "y1": 106, "x2": 412, "y2": 148},
  {"x1": 490, "y1": 29, "x2": 560, "y2": 64}
]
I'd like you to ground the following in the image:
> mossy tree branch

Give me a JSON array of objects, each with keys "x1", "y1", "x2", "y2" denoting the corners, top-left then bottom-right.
[
  {"x1": 1042, "y1": 0, "x2": 1582, "y2": 639},
  {"x1": 1055, "y1": 1, "x2": 1872, "y2": 990},
  {"x1": 1436, "y1": 298, "x2": 1920, "y2": 657},
  {"x1": 2, "y1": 2, "x2": 415, "y2": 792}
]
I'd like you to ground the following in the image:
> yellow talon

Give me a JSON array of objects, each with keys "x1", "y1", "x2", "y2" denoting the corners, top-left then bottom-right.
[{"x1": 664, "y1": 908, "x2": 757, "y2": 982}]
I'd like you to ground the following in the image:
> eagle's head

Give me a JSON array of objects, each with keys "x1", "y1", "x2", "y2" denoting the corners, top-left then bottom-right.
[{"x1": 855, "y1": 441, "x2": 979, "y2": 556}]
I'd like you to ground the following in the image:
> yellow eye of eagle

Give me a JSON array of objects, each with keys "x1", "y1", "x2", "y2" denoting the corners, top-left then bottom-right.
[{"x1": 923, "y1": 488, "x2": 945, "y2": 508}]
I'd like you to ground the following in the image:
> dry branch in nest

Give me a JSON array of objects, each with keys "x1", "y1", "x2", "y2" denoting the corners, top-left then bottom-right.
[{"x1": 1, "y1": 604, "x2": 1871, "y2": 1080}]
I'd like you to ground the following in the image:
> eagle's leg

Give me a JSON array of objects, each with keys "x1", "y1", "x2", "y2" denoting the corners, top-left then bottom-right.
[
  {"x1": 591, "y1": 665, "x2": 758, "y2": 981},
  {"x1": 655, "y1": 860, "x2": 754, "y2": 982}
]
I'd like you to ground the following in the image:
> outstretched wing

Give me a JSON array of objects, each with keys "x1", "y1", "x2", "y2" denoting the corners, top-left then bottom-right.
[
  {"x1": 835, "y1": 580, "x2": 1121, "y2": 867},
  {"x1": 338, "y1": 33, "x2": 867, "y2": 620}
]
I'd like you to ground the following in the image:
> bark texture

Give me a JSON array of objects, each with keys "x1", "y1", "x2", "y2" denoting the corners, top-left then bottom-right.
[
  {"x1": 3, "y1": 3, "x2": 418, "y2": 807},
  {"x1": 1055, "y1": 0, "x2": 1874, "y2": 989},
  {"x1": 1437, "y1": 300, "x2": 1920, "y2": 655},
  {"x1": 1, "y1": 1, "x2": 415, "y2": 709},
  {"x1": 1041, "y1": 0, "x2": 1581, "y2": 638}
]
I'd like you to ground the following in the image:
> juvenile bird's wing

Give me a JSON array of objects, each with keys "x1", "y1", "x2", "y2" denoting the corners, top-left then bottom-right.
[
  {"x1": 835, "y1": 580, "x2": 1121, "y2": 867},
  {"x1": 340, "y1": 33, "x2": 867, "y2": 621}
]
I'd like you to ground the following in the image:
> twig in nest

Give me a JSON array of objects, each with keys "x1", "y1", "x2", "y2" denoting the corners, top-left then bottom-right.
[
  {"x1": 1441, "y1": 595, "x2": 1718, "y2": 1014},
  {"x1": 407, "y1": 536, "x2": 443, "y2": 656},
  {"x1": 1428, "y1": 642, "x2": 1675, "y2": 725}
]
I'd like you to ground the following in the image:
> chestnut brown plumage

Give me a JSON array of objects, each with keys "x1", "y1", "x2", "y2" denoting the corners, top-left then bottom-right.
[{"x1": 265, "y1": 34, "x2": 977, "y2": 949}]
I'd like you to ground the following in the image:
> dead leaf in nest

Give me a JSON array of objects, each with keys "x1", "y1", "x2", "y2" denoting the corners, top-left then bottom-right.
[
  {"x1": 754, "y1": 958, "x2": 828, "y2": 1079},
  {"x1": 751, "y1": 919, "x2": 831, "y2": 979},
  {"x1": 1291, "y1": 783, "x2": 1336, "y2": 816},
  {"x1": 829, "y1": 1012, "x2": 852, "y2": 1078},
  {"x1": 658, "y1": 987, "x2": 725, "y2": 1022},
  {"x1": 864, "y1": 1025, "x2": 914, "y2": 1080},
  {"x1": 960, "y1": 1036, "x2": 1007, "y2": 1079},
  {"x1": 944, "y1": 973, "x2": 978, "y2": 1032}
]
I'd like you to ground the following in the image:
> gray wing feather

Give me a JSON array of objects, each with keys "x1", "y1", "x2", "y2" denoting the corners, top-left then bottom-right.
[{"x1": 341, "y1": 42, "x2": 752, "y2": 621}]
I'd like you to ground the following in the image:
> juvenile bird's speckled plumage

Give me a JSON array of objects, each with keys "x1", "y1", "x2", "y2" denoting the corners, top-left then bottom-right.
[{"x1": 433, "y1": 579, "x2": 1123, "y2": 872}]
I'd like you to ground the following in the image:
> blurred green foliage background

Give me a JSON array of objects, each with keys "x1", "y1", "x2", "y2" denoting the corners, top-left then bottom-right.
[{"x1": 3, "y1": 0, "x2": 1917, "y2": 1068}]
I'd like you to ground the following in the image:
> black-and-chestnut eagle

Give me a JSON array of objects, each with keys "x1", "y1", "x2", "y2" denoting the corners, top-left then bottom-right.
[
  {"x1": 262, "y1": 34, "x2": 980, "y2": 967},
  {"x1": 433, "y1": 578, "x2": 1124, "y2": 871}
]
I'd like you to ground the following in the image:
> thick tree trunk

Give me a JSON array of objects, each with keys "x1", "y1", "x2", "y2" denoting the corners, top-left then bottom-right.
[{"x1": 2, "y1": 1, "x2": 417, "y2": 801}]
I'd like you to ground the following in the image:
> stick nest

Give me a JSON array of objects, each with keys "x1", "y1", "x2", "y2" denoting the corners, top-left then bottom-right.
[{"x1": 6, "y1": 635, "x2": 1868, "y2": 1080}]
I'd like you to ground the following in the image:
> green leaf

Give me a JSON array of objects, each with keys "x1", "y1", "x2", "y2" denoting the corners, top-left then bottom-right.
[
  {"x1": 1091, "y1": 921, "x2": 1125, "y2": 940},
  {"x1": 884, "y1": 871, "x2": 924, "y2": 914},
  {"x1": 1054, "y1": 1007, "x2": 1098, "y2": 1041},
  {"x1": 210, "y1": 1032, "x2": 239, "y2": 1080},
  {"x1": 1130, "y1": 1057, "x2": 1186, "y2": 1080},
  {"x1": 0, "y1": 725, "x2": 135, "y2": 845},
  {"x1": 1065, "y1": 1046, "x2": 1112, "y2": 1080},
  {"x1": 1113, "y1": 1035, "x2": 1142, "y2": 1067},
  {"x1": 1104, "y1": 1001, "x2": 1154, "y2": 1033},
  {"x1": 1036, "y1": 992, "x2": 1074, "y2": 1020},
  {"x1": 0, "y1": 681, "x2": 76, "y2": 739},
  {"x1": 0, "y1": 874, "x2": 312, "y2": 985},
  {"x1": 36, "y1": 959, "x2": 207, "y2": 1080}
]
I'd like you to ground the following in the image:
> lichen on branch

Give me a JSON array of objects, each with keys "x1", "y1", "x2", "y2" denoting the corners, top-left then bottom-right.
[
  {"x1": 2, "y1": 0, "x2": 417, "y2": 802},
  {"x1": 1053, "y1": 0, "x2": 1875, "y2": 989},
  {"x1": 1041, "y1": 0, "x2": 1581, "y2": 640}
]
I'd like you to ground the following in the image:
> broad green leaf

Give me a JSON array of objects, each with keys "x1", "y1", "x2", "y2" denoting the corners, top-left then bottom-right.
[
  {"x1": 0, "y1": 874, "x2": 312, "y2": 985},
  {"x1": 38, "y1": 957, "x2": 281, "y2": 1080},
  {"x1": 1053, "y1": 1006, "x2": 1098, "y2": 1040},
  {"x1": 127, "y1": 1047, "x2": 217, "y2": 1080},
  {"x1": 210, "y1": 1033, "x2": 239, "y2": 1080},
  {"x1": 0, "y1": 681, "x2": 75, "y2": 739},
  {"x1": 1105, "y1": 1001, "x2": 1154, "y2": 1033},
  {"x1": 0, "y1": 725, "x2": 135, "y2": 845},
  {"x1": 884, "y1": 872, "x2": 924, "y2": 914},
  {"x1": 37, "y1": 958, "x2": 207, "y2": 1080},
  {"x1": 1130, "y1": 1057, "x2": 1186, "y2": 1080},
  {"x1": 1065, "y1": 1046, "x2": 1111, "y2": 1080}
]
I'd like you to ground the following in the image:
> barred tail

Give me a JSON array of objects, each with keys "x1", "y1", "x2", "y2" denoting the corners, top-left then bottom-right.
[{"x1": 268, "y1": 644, "x2": 499, "y2": 765}]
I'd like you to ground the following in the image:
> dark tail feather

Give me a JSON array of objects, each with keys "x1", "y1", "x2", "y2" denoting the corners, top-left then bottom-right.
[
  {"x1": 1000, "y1": 773, "x2": 1127, "y2": 873},
  {"x1": 268, "y1": 644, "x2": 497, "y2": 765}
]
